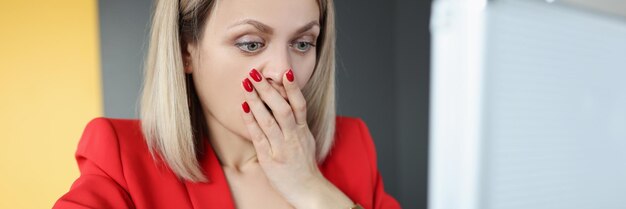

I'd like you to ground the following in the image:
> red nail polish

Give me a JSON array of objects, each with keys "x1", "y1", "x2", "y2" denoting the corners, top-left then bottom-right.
[
  {"x1": 242, "y1": 78, "x2": 253, "y2": 92},
  {"x1": 286, "y1": 69, "x2": 294, "y2": 82},
  {"x1": 250, "y1": 68, "x2": 262, "y2": 82},
  {"x1": 242, "y1": 102, "x2": 250, "y2": 113}
]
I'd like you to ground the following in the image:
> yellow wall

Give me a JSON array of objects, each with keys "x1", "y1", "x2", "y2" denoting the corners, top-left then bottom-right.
[{"x1": 0, "y1": 1, "x2": 102, "y2": 208}]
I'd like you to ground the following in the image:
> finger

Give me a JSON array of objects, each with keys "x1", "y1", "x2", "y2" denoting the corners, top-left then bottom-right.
[
  {"x1": 242, "y1": 77, "x2": 285, "y2": 149},
  {"x1": 248, "y1": 68, "x2": 297, "y2": 130},
  {"x1": 240, "y1": 101, "x2": 272, "y2": 161},
  {"x1": 282, "y1": 69, "x2": 307, "y2": 125}
]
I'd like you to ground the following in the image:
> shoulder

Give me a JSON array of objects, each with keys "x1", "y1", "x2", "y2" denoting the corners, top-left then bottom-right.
[
  {"x1": 57, "y1": 118, "x2": 188, "y2": 208},
  {"x1": 334, "y1": 116, "x2": 368, "y2": 139},
  {"x1": 79, "y1": 117, "x2": 141, "y2": 139},
  {"x1": 319, "y1": 116, "x2": 380, "y2": 197},
  {"x1": 75, "y1": 117, "x2": 164, "y2": 179},
  {"x1": 331, "y1": 115, "x2": 379, "y2": 168},
  {"x1": 81, "y1": 117, "x2": 143, "y2": 139},
  {"x1": 77, "y1": 117, "x2": 146, "y2": 157}
]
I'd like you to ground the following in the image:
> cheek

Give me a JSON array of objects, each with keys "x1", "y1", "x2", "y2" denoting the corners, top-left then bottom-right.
[
  {"x1": 293, "y1": 53, "x2": 317, "y2": 88},
  {"x1": 190, "y1": 44, "x2": 250, "y2": 135}
]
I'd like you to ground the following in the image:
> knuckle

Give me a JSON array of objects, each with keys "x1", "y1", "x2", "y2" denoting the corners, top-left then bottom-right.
[
  {"x1": 245, "y1": 95, "x2": 260, "y2": 105},
  {"x1": 296, "y1": 123, "x2": 309, "y2": 129},
  {"x1": 259, "y1": 82, "x2": 272, "y2": 92},
  {"x1": 253, "y1": 133, "x2": 266, "y2": 141},
  {"x1": 287, "y1": 82, "x2": 299, "y2": 90},
  {"x1": 248, "y1": 94, "x2": 262, "y2": 102},
  {"x1": 276, "y1": 106, "x2": 293, "y2": 118},
  {"x1": 244, "y1": 119, "x2": 255, "y2": 126},
  {"x1": 294, "y1": 103, "x2": 307, "y2": 114},
  {"x1": 252, "y1": 137, "x2": 269, "y2": 148},
  {"x1": 243, "y1": 116, "x2": 256, "y2": 125},
  {"x1": 260, "y1": 117, "x2": 276, "y2": 127}
]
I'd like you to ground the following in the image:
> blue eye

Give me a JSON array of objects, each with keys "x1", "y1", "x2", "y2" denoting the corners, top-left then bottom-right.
[
  {"x1": 292, "y1": 41, "x2": 315, "y2": 53},
  {"x1": 235, "y1": 42, "x2": 265, "y2": 53}
]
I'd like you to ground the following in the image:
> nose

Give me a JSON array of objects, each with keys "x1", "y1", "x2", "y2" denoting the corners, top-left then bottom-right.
[
  {"x1": 260, "y1": 48, "x2": 291, "y2": 83},
  {"x1": 258, "y1": 48, "x2": 292, "y2": 99}
]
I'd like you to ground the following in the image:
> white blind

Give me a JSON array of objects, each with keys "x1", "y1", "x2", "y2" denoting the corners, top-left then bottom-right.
[{"x1": 482, "y1": 0, "x2": 626, "y2": 209}]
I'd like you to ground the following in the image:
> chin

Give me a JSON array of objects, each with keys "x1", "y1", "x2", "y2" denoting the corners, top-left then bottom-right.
[{"x1": 206, "y1": 107, "x2": 251, "y2": 141}]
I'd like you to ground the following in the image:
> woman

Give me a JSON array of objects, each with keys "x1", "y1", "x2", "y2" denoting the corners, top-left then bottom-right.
[{"x1": 54, "y1": 0, "x2": 400, "y2": 208}]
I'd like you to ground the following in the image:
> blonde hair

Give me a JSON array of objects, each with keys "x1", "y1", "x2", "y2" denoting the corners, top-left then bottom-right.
[{"x1": 140, "y1": 0, "x2": 337, "y2": 182}]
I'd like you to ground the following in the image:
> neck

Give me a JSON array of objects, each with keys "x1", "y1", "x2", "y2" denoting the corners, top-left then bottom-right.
[{"x1": 205, "y1": 112, "x2": 258, "y2": 172}]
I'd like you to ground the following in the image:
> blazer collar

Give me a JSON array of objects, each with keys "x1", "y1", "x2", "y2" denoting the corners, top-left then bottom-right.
[{"x1": 183, "y1": 138, "x2": 236, "y2": 209}]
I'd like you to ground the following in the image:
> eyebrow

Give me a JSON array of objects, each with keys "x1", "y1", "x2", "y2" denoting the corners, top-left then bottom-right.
[{"x1": 228, "y1": 19, "x2": 320, "y2": 35}]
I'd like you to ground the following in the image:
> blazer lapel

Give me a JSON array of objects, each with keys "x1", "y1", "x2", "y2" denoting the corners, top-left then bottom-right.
[{"x1": 184, "y1": 139, "x2": 236, "y2": 209}]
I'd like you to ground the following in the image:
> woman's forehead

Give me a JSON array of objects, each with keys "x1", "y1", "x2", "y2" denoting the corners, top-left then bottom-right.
[{"x1": 207, "y1": 0, "x2": 320, "y2": 33}]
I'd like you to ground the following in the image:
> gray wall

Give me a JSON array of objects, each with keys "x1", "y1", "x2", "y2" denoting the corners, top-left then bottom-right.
[
  {"x1": 333, "y1": 1, "x2": 430, "y2": 208},
  {"x1": 98, "y1": 0, "x2": 151, "y2": 118},
  {"x1": 99, "y1": 0, "x2": 430, "y2": 208}
]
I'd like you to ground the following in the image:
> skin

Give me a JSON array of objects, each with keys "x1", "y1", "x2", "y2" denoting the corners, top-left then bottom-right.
[{"x1": 184, "y1": 0, "x2": 353, "y2": 208}]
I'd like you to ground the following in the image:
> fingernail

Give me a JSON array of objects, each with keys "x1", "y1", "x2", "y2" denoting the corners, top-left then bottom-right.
[
  {"x1": 286, "y1": 69, "x2": 294, "y2": 82},
  {"x1": 242, "y1": 102, "x2": 250, "y2": 113},
  {"x1": 250, "y1": 68, "x2": 262, "y2": 82},
  {"x1": 242, "y1": 78, "x2": 253, "y2": 92}
]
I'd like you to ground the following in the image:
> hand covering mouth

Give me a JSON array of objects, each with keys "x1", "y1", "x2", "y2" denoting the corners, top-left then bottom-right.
[{"x1": 263, "y1": 99, "x2": 289, "y2": 113}]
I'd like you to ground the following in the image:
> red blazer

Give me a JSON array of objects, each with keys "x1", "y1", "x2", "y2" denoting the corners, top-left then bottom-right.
[{"x1": 54, "y1": 116, "x2": 401, "y2": 209}]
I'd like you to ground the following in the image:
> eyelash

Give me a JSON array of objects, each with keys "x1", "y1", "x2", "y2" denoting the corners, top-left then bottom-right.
[
  {"x1": 234, "y1": 41, "x2": 316, "y2": 55},
  {"x1": 290, "y1": 41, "x2": 317, "y2": 54},
  {"x1": 234, "y1": 42, "x2": 265, "y2": 54}
]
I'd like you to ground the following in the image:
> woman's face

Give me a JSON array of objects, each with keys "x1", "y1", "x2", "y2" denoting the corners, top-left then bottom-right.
[{"x1": 186, "y1": 0, "x2": 320, "y2": 139}]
